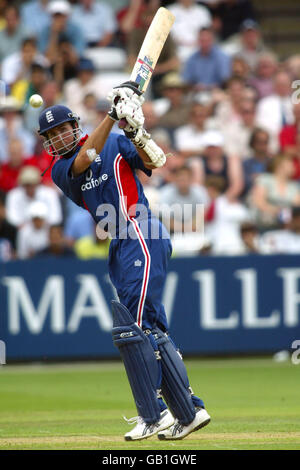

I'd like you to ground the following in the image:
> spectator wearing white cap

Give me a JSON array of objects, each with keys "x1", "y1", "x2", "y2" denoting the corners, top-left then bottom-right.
[
  {"x1": 38, "y1": 1, "x2": 86, "y2": 58},
  {"x1": 5, "y1": 166, "x2": 63, "y2": 227},
  {"x1": 17, "y1": 201, "x2": 49, "y2": 259},
  {"x1": 71, "y1": 0, "x2": 117, "y2": 48}
]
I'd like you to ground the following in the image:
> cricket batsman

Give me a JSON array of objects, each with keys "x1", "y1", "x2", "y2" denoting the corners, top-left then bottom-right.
[{"x1": 38, "y1": 81, "x2": 211, "y2": 440}]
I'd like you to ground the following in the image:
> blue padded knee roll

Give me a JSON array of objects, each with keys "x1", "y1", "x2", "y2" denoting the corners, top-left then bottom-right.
[
  {"x1": 111, "y1": 300, "x2": 161, "y2": 424},
  {"x1": 152, "y1": 327, "x2": 196, "y2": 426}
]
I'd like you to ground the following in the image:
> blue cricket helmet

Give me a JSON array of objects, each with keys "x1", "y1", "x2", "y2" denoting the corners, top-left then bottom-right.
[{"x1": 38, "y1": 104, "x2": 80, "y2": 136}]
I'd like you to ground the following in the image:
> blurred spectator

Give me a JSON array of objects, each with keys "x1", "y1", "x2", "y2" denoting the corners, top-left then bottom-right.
[
  {"x1": 158, "y1": 165, "x2": 208, "y2": 234},
  {"x1": 211, "y1": 0, "x2": 256, "y2": 41},
  {"x1": 174, "y1": 101, "x2": 213, "y2": 158},
  {"x1": 248, "y1": 52, "x2": 278, "y2": 100},
  {"x1": 222, "y1": 98, "x2": 257, "y2": 158},
  {"x1": 36, "y1": 224, "x2": 75, "y2": 257},
  {"x1": 285, "y1": 54, "x2": 300, "y2": 81},
  {"x1": 148, "y1": 128, "x2": 185, "y2": 187},
  {"x1": 13, "y1": 62, "x2": 49, "y2": 107},
  {"x1": 0, "y1": 0, "x2": 8, "y2": 30},
  {"x1": 196, "y1": 130, "x2": 244, "y2": 200},
  {"x1": 50, "y1": 37, "x2": 80, "y2": 88},
  {"x1": 279, "y1": 102, "x2": 300, "y2": 179},
  {"x1": 230, "y1": 19, "x2": 268, "y2": 71},
  {"x1": 71, "y1": 0, "x2": 117, "y2": 47},
  {"x1": 204, "y1": 175, "x2": 250, "y2": 255},
  {"x1": 231, "y1": 55, "x2": 250, "y2": 81},
  {"x1": 74, "y1": 225, "x2": 110, "y2": 259},
  {"x1": 260, "y1": 206, "x2": 300, "y2": 254},
  {"x1": 156, "y1": 72, "x2": 191, "y2": 136},
  {"x1": 182, "y1": 26, "x2": 231, "y2": 90},
  {"x1": 250, "y1": 154, "x2": 300, "y2": 230},
  {"x1": 127, "y1": 0, "x2": 179, "y2": 98},
  {"x1": 142, "y1": 101, "x2": 160, "y2": 134},
  {"x1": 0, "y1": 137, "x2": 26, "y2": 192},
  {"x1": 64, "y1": 199, "x2": 94, "y2": 245},
  {"x1": 0, "y1": 4, "x2": 31, "y2": 62},
  {"x1": 38, "y1": 0, "x2": 86, "y2": 58},
  {"x1": 24, "y1": 80, "x2": 60, "y2": 133},
  {"x1": 63, "y1": 57, "x2": 105, "y2": 115},
  {"x1": 239, "y1": 221, "x2": 261, "y2": 254},
  {"x1": 214, "y1": 76, "x2": 247, "y2": 129},
  {"x1": 168, "y1": 0, "x2": 212, "y2": 62},
  {"x1": 117, "y1": 0, "x2": 144, "y2": 47},
  {"x1": 1, "y1": 37, "x2": 49, "y2": 89},
  {"x1": 21, "y1": 0, "x2": 51, "y2": 36},
  {"x1": 243, "y1": 128, "x2": 271, "y2": 195},
  {"x1": 17, "y1": 200, "x2": 49, "y2": 259},
  {"x1": 0, "y1": 190, "x2": 17, "y2": 261},
  {"x1": 256, "y1": 71, "x2": 294, "y2": 154},
  {"x1": 0, "y1": 96, "x2": 36, "y2": 162},
  {"x1": 26, "y1": 137, "x2": 56, "y2": 187},
  {"x1": 5, "y1": 166, "x2": 63, "y2": 227}
]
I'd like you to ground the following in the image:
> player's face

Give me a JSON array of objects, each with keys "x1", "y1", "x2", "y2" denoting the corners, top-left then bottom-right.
[
  {"x1": 47, "y1": 123, "x2": 74, "y2": 151},
  {"x1": 44, "y1": 121, "x2": 82, "y2": 157}
]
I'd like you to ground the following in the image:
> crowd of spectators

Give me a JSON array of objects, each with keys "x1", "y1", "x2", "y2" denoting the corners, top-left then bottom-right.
[{"x1": 0, "y1": 0, "x2": 300, "y2": 261}]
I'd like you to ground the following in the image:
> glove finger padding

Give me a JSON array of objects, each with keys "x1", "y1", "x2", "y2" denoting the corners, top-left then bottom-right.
[
  {"x1": 108, "y1": 87, "x2": 145, "y2": 107},
  {"x1": 115, "y1": 100, "x2": 145, "y2": 130}
]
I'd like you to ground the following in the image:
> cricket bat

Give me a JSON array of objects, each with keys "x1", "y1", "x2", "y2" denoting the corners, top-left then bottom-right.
[{"x1": 119, "y1": 7, "x2": 175, "y2": 128}]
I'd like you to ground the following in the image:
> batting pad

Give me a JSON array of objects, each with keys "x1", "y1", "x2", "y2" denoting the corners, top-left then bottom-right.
[
  {"x1": 153, "y1": 328, "x2": 196, "y2": 425},
  {"x1": 111, "y1": 300, "x2": 161, "y2": 424}
]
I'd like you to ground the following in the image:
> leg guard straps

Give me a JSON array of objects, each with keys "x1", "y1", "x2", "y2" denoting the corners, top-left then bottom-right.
[
  {"x1": 111, "y1": 301, "x2": 161, "y2": 424},
  {"x1": 152, "y1": 327, "x2": 196, "y2": 426}
]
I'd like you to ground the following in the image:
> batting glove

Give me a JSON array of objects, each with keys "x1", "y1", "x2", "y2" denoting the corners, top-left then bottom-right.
[
  {"x1": 115, "y1": 99, "x2": 145, "y2": 131},
  {"x1": 107, "y1": 81, "x2": 144, "y2": 122}
]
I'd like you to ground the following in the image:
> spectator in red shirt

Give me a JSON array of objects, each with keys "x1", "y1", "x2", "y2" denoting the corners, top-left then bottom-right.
[
  {"x1": 280, "y1": 102, "x2": 300, "y2": 179},
  {"x1": 0, "y1": 137, "x2": 26, "y2": 192}
]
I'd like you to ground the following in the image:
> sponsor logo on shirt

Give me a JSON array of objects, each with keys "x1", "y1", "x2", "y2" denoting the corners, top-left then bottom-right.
[{"x1": 81, "y1": 170, "x2": 108, "y2": 191}]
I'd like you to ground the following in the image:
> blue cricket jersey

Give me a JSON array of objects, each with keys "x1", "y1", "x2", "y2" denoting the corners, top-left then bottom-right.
[{"x1": 52, "y1": 133, "x2": 153, "y2": 238}]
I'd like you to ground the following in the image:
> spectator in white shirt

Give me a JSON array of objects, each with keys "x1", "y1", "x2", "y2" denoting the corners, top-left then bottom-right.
[
  {"x1": 168, "y1": 0, "x2": 212, "y2": 62},
  {"x1": 256, "y1": 71, "x2": 295, "y2": 154},
  {"x1": 17, "y1": 200, "x2": 49, "y2": 259},
  {"x1": 174, "y1": 101, "x2": 213, "y2": 157},
  {"x1": 222, "y1": 98, "x2": 257, "y2": 159},
  {"x1": 5, "y1": 166, "x2": 63, "y2": 227},
  {"x1": 204, "y1": 175, "x2": 251, "y2": 255},
  {"x1": 1, "y1": 36, "x2": 49, "y2": 88},
  {"x1": 71, "y1": 0, "x2": 117, "y2": 47}
]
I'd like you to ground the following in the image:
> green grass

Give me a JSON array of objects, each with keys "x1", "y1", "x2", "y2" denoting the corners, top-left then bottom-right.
[{"x1": 0, "y1": 357, "x2": 300, "y2": 450}]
